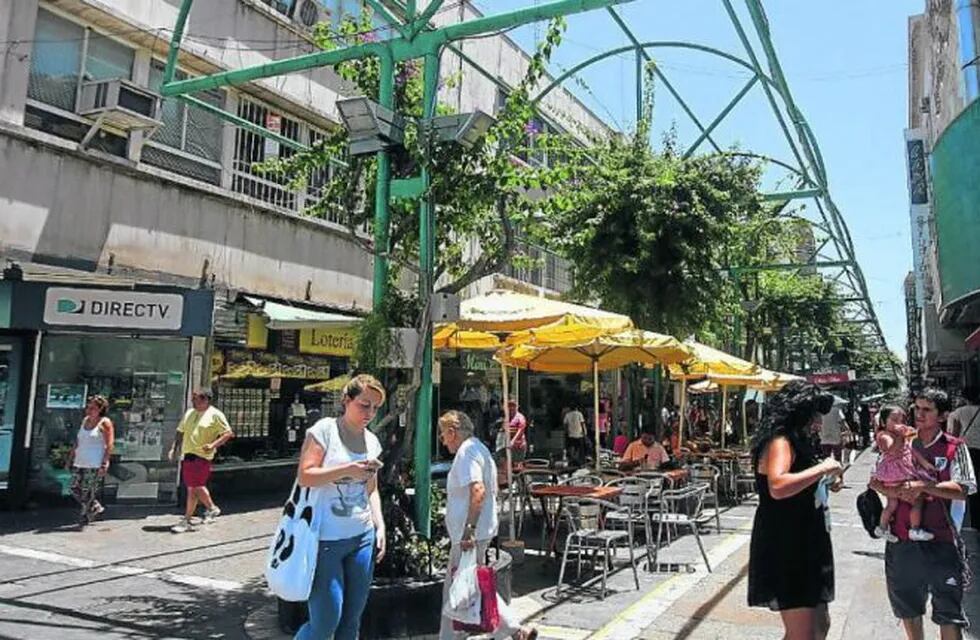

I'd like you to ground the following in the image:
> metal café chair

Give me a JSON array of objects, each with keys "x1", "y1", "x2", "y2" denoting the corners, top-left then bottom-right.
[
  {"x1": 735, "y1": 455, "x2": 757, "y2": 501},
  {"x1": 648, "y1": 483, "x2": 712, "y2": 573},
  {"x1": 556, "y1": 497, "x2": 640, "y2": 599},
  {"x1": 560, "y1": 473, "x2": 604, "y2": 488},
  {"x1": 522, "y1": 458, "x2": 552, "y2": 469},
  {"x1": 688, "y1": 463, "x2": 722, "y2": 532},
  {"x1": 603, "y1": 476, "x2": 654, "y2": 564},
  {"x1": 516, "y1": 469, "x2": 558, "y2": 537}
]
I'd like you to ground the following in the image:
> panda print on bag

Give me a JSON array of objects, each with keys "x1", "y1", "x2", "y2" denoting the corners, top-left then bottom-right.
[{"x1": 270, "y1": 487, "x2": 315, "y2": 569}]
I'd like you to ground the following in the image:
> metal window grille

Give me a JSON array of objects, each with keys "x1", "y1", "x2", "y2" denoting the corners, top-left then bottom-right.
[
  {"x1": 232, "y1": 97, "x2": 303, "y2": 211},
  {"x1": 505, "y1": 240, "x2": 572, "y2": 293}
]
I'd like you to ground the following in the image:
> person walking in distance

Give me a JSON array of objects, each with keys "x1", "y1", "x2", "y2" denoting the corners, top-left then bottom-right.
[
  {"x1": 67, "y1": 395, "x2": 114, "y2": 527},
  {"x1": 169, "y1": 390, "x2": 234, "y2": 533},
  {"x1": 438, "y1": 410, "x2": 536, "y2": 640},
  {"x1": 870, "y1": 388, "x2": 977, "y2": 640},
  {"x1": 563, "y1": 404, "x2": 586, "y2": 465},
  {"x1": 947, "y1": 385, "x2": 980, "y2": 528},
  {"x1": 507, "y1": 400, "x2": 528, "y2": 464}
]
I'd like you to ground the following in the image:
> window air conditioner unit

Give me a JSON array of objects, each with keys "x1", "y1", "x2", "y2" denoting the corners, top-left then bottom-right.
[
  {"x1": 78, "y1": 78, "x2": 161, "y2": 130},
  {"x1": 293, "y1": 0, "x2": 331, "y2": 31}
]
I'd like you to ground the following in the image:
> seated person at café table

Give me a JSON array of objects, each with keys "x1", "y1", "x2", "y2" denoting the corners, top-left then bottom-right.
[{"x1": 620, "y1": 427, "x2": 671, "y2": 471}]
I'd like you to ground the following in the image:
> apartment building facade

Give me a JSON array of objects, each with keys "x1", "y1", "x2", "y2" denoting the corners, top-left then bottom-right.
[
  {"x1": 0, "y1": 0, "x2": 610, "y2": 506},
  {"x1": 905, "y1": 2, "x2": 980, "y2": 391}
]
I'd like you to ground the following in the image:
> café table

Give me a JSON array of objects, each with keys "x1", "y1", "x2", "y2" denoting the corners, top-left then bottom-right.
[{"x1": 529, "y1": 484, "x2": 623, "y2": 558}]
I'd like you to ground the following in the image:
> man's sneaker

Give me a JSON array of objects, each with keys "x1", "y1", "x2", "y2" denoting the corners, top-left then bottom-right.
[
  {"x1": 909, "y1": 528, "x2": 935, "y2": 542},
  {"x1": 89, "y1": 503, "x2": 105, "y2": 521},
  {"x1": 171, "y1": 517, "x2": 195, "y2": 534},
  {"x1": 874, "y1": 525, "x2": 899, "y2": 542},
  {"x1": 203, "y1": 507, "x2": 221, "y2": 524}
]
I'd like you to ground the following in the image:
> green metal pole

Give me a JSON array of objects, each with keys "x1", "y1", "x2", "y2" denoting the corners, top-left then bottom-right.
[
  {"x1": 162, "y1": 0, "x2": 634, "y2": 97},
  {"x1": 373, "y1": 52, "x2": 395, "y2": 306},
  {"x1": 682, "y1": 76, "x2": 757, "y2": 158},
  {"x1": 162, "y1": 0, "x2": 193, "y2": 85},
  {"x1": 635, "y1": 48, "x2": 643, "y2": 124},
  {"x1": 413, "y1": 49, "x2": 440, "y2": 537}
]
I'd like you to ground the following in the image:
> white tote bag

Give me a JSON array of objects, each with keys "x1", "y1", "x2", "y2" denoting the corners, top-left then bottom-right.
[
  {"x1": 265, "y1": 481, "x2": 321, "y2": 602},
  {"x1": 444, "y1": 549, "x2": 482, "y2": 625}
]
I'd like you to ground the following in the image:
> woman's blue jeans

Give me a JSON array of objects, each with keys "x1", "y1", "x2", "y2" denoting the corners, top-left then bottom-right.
[{"x1": 295, "y1": 529, "x2": 375, "y2": 640}]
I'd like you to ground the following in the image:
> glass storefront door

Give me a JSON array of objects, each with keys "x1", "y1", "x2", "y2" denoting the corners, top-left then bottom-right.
[
  {"x1": 0, "y1": 338, "x2": 24, "y2": 490},
  {"x1": 29, "y1": 335, "x2": 190, "y2": 503}
]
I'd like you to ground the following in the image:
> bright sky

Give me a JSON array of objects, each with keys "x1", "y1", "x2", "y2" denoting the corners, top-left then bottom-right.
[{"x1": 473, "y1": 0, "x2": 920, "y2": 357}]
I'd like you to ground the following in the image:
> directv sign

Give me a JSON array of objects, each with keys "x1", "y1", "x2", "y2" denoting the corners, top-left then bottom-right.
[{"x1": 43, "y1": 287, "x2": 184, "y2": 330}]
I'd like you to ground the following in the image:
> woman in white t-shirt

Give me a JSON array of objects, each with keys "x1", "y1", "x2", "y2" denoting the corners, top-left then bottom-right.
[{"x1": 294, "y1": 374, "x2": 386, "y2": 640}]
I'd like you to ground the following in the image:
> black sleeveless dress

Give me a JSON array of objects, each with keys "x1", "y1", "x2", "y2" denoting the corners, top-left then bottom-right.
[{"x1": 747, "y1": 449, "x2": 835, "y2": 611}]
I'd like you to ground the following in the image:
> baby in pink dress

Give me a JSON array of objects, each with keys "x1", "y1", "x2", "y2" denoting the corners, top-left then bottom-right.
[{"x1": 872, "y1": 406, "x2": 936, "y2": 542}]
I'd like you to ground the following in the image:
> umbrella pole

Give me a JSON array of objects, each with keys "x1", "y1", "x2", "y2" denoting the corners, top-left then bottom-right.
[
  {"x1": 678, "y1": 378, "x2": 687, "y2": 453},
  {"x1": 721, "y1": 385, "x2": 728, "y2": 449},
  {"x1": 501, "y1": 363, "x2": 515, "y2": 541},
  {"x1": 742, "y1": 392, "x2": 749, "y2": 444},
  {"x1": 594, "y1": 360, "x2": 601, "y2": 471}
]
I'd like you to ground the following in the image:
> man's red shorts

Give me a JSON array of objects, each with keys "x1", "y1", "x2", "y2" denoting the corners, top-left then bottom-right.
[{"x1": 181, "y1": 456, "x2": 212, "y2": 488}]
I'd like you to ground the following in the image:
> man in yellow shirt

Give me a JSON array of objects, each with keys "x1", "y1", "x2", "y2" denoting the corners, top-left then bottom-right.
[
  {"x1": 619, "y1": 426, "x2": 670, "y2": 471},
  {"x1": 169, "y1": 389, "x2": 234, "y2": 533}
]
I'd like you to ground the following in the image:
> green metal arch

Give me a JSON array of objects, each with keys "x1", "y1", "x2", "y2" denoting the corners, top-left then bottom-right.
[{"x1": 532, "y1": 41, "x2": 776, "y2": 105}]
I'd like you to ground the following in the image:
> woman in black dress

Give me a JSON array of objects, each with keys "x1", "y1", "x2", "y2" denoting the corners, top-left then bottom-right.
[{"x1": 748, "y1": 381, "x2": 844, "y2": 639}]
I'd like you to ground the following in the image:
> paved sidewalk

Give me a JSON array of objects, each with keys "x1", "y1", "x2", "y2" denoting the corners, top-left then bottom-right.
[{"x1": 1, "y1": 451, "x2": 978, "y2": 639}]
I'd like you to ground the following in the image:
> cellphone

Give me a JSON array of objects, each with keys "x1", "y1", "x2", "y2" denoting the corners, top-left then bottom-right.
[{"x1": 365, "y1": 458, "x2": 384, "y2": 470}]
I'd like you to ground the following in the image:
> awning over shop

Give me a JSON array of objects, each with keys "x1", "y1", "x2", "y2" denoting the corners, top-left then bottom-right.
[
  {"x1": 458, "y1": 290, "x2": 633, "y2": 332},
  {"x1": 967, "y1": 327, "x2": 980, "y2": 351},
  {"x1": 243, "y1": 295, "x2": 361, "y2": 330}
]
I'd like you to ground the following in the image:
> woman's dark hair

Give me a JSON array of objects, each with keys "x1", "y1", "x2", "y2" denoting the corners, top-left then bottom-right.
[{"x1": 750, "y1": 380, "x2": 833, "y2": 467}]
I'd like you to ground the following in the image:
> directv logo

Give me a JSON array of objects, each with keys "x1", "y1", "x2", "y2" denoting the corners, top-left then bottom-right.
[{"x1": 56, "y1": 298, "x2": 85, "y2": 314}]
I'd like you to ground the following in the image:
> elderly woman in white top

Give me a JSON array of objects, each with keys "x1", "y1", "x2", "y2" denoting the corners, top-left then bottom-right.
[
  {"x1": 67, "y1": 395, "x2": 114, "y2": 527},
  {"x1": 438, "y1": 410, "x2": 537, "y2": 640},
  {"x1": 294, "y1": 374, "x2": 387, "y2": 640}
]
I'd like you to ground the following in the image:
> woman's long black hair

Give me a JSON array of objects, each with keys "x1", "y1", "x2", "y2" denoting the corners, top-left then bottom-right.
[{"x1": 750, "y1": 380, "x2": 834, "y2": 468}]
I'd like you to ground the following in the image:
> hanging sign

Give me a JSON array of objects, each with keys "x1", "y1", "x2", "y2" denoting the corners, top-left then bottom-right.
[{"x1": 299, "y1": 327, "x2": 358, "y2": 357}]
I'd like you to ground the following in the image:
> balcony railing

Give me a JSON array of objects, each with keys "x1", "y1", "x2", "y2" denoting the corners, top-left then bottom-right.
[{"x1": 504, "y1": 240, "x2": 573, "y2": 294}]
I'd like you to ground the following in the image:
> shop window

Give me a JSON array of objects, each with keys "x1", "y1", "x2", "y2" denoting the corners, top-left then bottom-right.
[
  {"x1": 26, "y1": 8, "x2": 135, "y2": 156},
  {"x1": 29, "y1": 336, "x2": 190, "y2": 502},
  {"x1": 143, "y1": 60, "x2": 224, "y2": 185}
]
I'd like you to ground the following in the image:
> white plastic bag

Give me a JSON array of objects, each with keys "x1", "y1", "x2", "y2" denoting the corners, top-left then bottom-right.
[
  {"x1": 444, "y1": 549, "x2": 481, "y2": 625},
  {"x1": 265, "y1": 481, "x2": 321, "y2": 602}
]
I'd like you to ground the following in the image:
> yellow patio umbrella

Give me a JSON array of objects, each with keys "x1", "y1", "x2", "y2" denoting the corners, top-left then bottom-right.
[
  {"x1": 304, "y1": 373, "x2": 351, "y2": 393},
  {"x1": 432, "y1": 323, "x2": 501, "y2": 351},
  {"x1": 668, "y1": 341, "x2": 759, "y2": 450},
  {"x1": 705, "y1": 369, "x2": 803, "y2": 443},
  {"x1": 497, "y1": 328, "x2": 691, "y2": 469},
  {"x1": 458, "y1": 289, "x2": 634, "y2": 332}
]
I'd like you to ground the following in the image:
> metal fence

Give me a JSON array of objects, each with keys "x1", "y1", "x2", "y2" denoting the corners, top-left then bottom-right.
[{"x1": 505, "y1": 240, "x2": 573, "y2": 293}]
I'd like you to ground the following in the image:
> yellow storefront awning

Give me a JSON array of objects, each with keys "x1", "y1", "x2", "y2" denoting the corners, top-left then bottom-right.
[{"x1": 244, "y1": 296, "x2": 361, "y2": 330}]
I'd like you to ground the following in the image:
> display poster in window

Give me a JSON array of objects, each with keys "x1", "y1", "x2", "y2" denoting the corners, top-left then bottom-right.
[
  {"x1": 265, "y1": 113, "x2": 281, "y2": 157},
  {"x1": 46, "y1": 383, "x2": 88, "y2": 409},
  {"x1": 116, "y1": 372, "x2": 169, "y2": 461}
]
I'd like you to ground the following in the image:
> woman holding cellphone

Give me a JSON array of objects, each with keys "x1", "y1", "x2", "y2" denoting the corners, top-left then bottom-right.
[
  {"x1": 294, "y1": 374, "x2": 387, "y2": 640},
  {"x1": 747, "y1": 380, "x2": 844, "y2": 640}
]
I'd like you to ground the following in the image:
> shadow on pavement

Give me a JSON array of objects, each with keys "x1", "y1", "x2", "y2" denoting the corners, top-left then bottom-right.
[{"x1": 0, "y1": 574, "x2": 267, "y2": 639}]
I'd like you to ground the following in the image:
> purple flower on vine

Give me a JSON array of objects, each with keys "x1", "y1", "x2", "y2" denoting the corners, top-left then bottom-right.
[{"x1": 525, "y1": 120, "x2": 541, "y2": 135}]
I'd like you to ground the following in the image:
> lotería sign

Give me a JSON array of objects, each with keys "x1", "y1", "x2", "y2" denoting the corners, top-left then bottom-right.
[{"x1": 43, "y1": 287, "x2": 184, "y2": 330}]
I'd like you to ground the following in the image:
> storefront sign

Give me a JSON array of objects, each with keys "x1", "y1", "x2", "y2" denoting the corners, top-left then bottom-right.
[
  {"x1": 299, "y1": 327, "x2": 357, "y2": 357},
  {"x1": 43, "y1": 288, "x2": 183, "y2": 331},
  {"x1": 806, "y1": 371, "x2": 853, "y2": 385}
]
